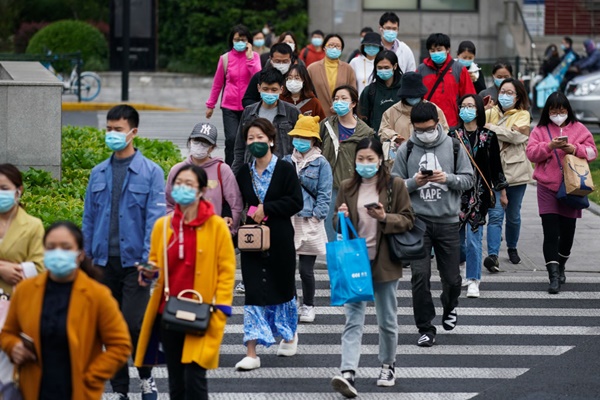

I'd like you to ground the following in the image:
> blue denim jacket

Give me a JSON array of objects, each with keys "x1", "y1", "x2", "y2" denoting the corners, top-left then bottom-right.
[
  {"x1": 283, "y1": 153, "x2": 332, "y2": 219},
  {"x1": 82, "y1": 150, "x2": 166, "y2": 267}
]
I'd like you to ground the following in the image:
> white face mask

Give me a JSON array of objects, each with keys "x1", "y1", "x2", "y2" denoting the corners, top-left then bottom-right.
[
  {"x1": 550, "y1": 114, "x2": 568, "y2": 127},
  {"x1": 285, "y1": 42, "x2": 295, "y2": 52},
  {"x1": 190, "y1": 142, "x2": 211, "y2": 159},
  {"x1": 414, "y1": 126, "x2": 440, "y2": 144},
  {"x1": 272, "y1": 61, "x2": 291, "y2": 75},
  {"x1": 286, "y1": 79, "x2": 303, "y2": 94}
]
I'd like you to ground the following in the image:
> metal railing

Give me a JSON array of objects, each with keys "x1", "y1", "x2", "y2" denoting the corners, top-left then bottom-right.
[{"x1": 504, "y1": 1, "x2": 537, "y2": 62}]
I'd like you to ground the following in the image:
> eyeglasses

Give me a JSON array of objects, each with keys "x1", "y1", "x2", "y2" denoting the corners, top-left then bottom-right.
[
  {"x1": 414, "y1": 128, "x2": 436, "y2": 135},
  {"x1": 232, "y1": 38, "x2": 248, "y2": 43},
  {"x1": 460, "y1": 104, "x2": 476, "y2": 110},
  {"x1": 549, "y1": 110, "x2": 568, "y2": 117},
  {"x1": 325, "y1": 44, "x2": 342, "y2": 49},
  {"x1": 271, "y1": 59, "x2": 291, "y2": 65},
  {"x1": 499, "y1": 90, "x2": 516, "y2": 96}
]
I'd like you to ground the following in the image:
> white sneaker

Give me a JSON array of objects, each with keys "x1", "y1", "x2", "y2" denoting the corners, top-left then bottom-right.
[
  {"x1": 235, "y1": 356, "x2": 261, "y2": 370},
  {"x1": 277, "y1": 333, "x2": 298, "y2": 356},
  {"x1": 467, "y1": 280, "x2": 480, "y2": 298},
  {"x1": 299, "y1": 305, "x2": 316, "y2": 323}
]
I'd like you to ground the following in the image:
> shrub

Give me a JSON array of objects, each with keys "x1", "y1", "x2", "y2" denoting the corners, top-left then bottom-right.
[
  {"x1": 26, "y1": 20, "x2": 108, "y2": 71},
  {"x1": 22, "y1": 126, "x2": 183, "y2": 229}
]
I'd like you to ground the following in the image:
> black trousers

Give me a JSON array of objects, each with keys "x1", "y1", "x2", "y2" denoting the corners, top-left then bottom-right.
[
  {"x1": 541, "y1": 214, "x2": 577, "y2": 265},
  {"x1": 299, "y1": 255, "x2": 317, "y2": 306},
  {"x1": 222, "y1": 108, "x2": 243, "y2": 166},
  {"x1": 160, "y1": 320, "x2": 208, "y2": 400},
  {"x1": 103, "y1": 257, "x2": 152, "y2": 394},
  {"x1": 410, "y1": 220, "x2": 462, "y2": 335}
]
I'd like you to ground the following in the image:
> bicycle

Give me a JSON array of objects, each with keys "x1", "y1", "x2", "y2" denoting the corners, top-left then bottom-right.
[{"x1": 45, "y1": 58, "x2": 102, "y2": 101}]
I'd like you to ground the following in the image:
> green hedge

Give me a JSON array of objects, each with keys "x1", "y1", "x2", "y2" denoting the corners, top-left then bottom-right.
[
  {"x1": 22, "y1": 126, "x2": 182, "y2": 229},
  {"x1": 26, "y1": 20, "x2": 108, "y2": 71}
]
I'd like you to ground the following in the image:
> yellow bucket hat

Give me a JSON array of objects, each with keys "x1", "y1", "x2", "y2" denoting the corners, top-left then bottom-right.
[{"x1": 288, "y1": 115, "x2": 321, "y2": 141}]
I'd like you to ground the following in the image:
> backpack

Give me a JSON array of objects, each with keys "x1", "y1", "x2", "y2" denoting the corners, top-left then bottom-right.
[
  {"x1": 222, "y1": 53, "x2": 229, "y2": 79},
  {"x1": 405, "y1": 137, "x2": 460, "y2": 173}
]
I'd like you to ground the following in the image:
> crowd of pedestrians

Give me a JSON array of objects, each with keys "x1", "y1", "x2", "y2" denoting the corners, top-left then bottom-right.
[{"x1": 0, "y1": 9, "x2": 597, "y2": 400}]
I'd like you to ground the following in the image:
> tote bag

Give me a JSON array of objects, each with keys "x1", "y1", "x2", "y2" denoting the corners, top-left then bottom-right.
[{"x1": 326, "y1": 212, "x2": 374, "y2": 306}]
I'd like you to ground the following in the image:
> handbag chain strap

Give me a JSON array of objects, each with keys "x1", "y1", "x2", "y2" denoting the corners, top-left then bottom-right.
[{"x1": 457, "y1": 130, "x2": 495, "y2": 198}]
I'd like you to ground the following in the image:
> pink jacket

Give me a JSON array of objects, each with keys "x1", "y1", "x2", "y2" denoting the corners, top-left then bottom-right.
[
  {"x1": 526, "y1": 121, "x2": 597, "y2": 192},
  {"x1": 166, "y1": 157, "x2": 244, "y2": 234},
  {"x1": 206, "y1": 50, "x2": 262, "y2": 111}
]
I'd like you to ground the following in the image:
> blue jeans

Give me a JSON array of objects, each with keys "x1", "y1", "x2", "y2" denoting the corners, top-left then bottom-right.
[
  {"x1": 340, "y1": 279, "x2": 399, "y2": 372},
  {"x1": 487, "y1": 184, "x2": 527, "y2": 255},
  {"x1": 460, "y1": 222, "x2": 484, "y2": 281},
  {"x1": 325, "y1": 188, "x2": 339, "y2": 242}
]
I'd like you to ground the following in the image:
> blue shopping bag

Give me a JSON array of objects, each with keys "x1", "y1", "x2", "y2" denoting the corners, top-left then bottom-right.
[{"x1": 326, "y1": 212, "x2": 375, "y2": 306}]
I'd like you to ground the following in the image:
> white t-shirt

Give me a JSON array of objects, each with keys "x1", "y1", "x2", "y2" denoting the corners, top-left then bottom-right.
[{"x1": 350, "y1": 54, "x2": 375, "y2": 96}]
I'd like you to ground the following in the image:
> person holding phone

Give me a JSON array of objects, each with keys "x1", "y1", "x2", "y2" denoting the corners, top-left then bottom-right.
[
  {"x1": 479, "y1": 60, "x2": 513, "y2": 108},
  {"x1": 331, "y1": 137, "x2": 414, "y2": 397},
  {"x1": 234, "y1": 118, "x2": 303, "y2": 371},
  {"x1": 526, "y1": 92, "x2": 597, "y2": 294},
  {"x1": 0, "y1": 221, "x2": 131, "y2": 400}
]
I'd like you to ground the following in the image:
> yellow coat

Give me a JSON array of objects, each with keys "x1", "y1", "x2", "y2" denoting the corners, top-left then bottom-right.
[
  {"x1": 135, "y1": 214, "x2": 236, "y2": 370},
  {"x1": 0, "y1": 207, "x2": 44, "y2": 295},
  {"x1": 0, "y1": 270, "x2": 132, "y2": 400}
]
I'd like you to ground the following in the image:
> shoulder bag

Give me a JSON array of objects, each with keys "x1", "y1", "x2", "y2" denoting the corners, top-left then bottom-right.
[
  {"x1": 237, "y1": 168, "x2": 271, "y2": 251},
  {"x1": 456, "y1": 131, "x2": 496, "y2": 205}
]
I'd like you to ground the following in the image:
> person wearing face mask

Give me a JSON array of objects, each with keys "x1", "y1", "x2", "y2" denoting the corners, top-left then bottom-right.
[
  {"x1": 456, "y1": 41, "x2": 486, "y2": 93},
  {"x1": 527, "y1": 92, "x2": 597, "y2": 294},
  {"x1": 359, "y1": 50, "x2": 402, "y2": 133},
  {"x1": 378, "y1": 12, "x2": 416, "y2": 75},
  {"x1": 484, "y1": 78, "x2": 533, "y2": 269},
  {"x1": 391, "y1": 102, "x2": 473, "y2": 349},
  {"x1": 320, "y1": 85, "x2": 374, "y2": 242},
  {"x1": 379, "y1": 72, "x2": 449, "y2": 165},
  {"x1": 206, "y1": 24, "x2": 262, "y2": 166},
  {"x1": 283, "y1": 115, "x2": 333, "y2": 323},
  {"x1": 0, "y1": 221, "x2": 131, "y2": 400},
  {"x1": 417, "y1": 33, "x2": 476, "y2": 128},
  {"x1": 349, "y1": 32, "x2": 383, "y2": 96},
  {"x1": 234, "y1": 118, "x2": 303, "y2": 371},
  {"x1": 252, "y1": 30, "x2": 270, "y2": 56},
  {"x1": 261, "y1": 31, "x2": 304, "y2": 68},
  {"x1": 308, "y1": 34, "x2": 358, "y2": 117},
  {"x1": 449, "y1": 95, "x2": 507, "y2": 298},
  {"x1": 165, "y1": 123, "x2": 243, "y2": 237},
  {"x1": 330, "y1": 137, "x2": 414, "y2": 397},
  {"x1": 479, "y1": 61, "x2": 513, "y2": 108},
  {"x1": 136, "y1": 165, "x2": 236, "y2": 400},
  {"x1": 346, "y1": 27, "x2": 374, "y2": 63},
  {"x1": 281, "y1": 63, "x2": 326, "y2": 120},
  {"x1": 82, "y1": 104, "x2": 165, "y2": 400},
  {"x1": 232, "y1": 68, "x2": 300, "y2": 176},
  {"x1": 299, "y1": 29, "x2": 326, "y2": 67}
]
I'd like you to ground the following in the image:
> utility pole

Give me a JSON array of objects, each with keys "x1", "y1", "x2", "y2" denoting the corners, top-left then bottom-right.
[{"x1": 121, "y1": 0, "x2": 130, "y2": 101}]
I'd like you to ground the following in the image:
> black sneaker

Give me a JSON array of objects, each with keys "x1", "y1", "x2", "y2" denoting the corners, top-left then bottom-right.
[
  {"x1": 331, "y1": 371, "x2": 358, "y2": 398},
  {"x1": 417, "y1": 332, "x2": 436, "y2": 347},
  {"x1": 442, "y1": 308, "x2": 457, "y2": 331},
  {"x1": 377, "y1": 363, "x2": 395, "y2": 387},
  {"x1": 484, "y1": 254, "x2": 500, "y2": 273},
  {"x1": 507, "y1": 248, "x2": 521, "y2": 264}
]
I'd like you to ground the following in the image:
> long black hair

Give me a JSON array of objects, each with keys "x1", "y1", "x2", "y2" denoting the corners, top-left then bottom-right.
[
  {"x1": 498, "y1": 78, "x2": 529, "y2": 112},
  {"x1": 44, "y1": 221, "x2": 103, "y2": 282},
  {"x1": 372, "y1": 50, "x2": 402, "y2": 85},
  {"x1": 349, "y1": 137, "x2": 389, "y2": 196},
  {"x1": 537, "y1": 92, "x2": 578, "y2": 127},
  {"x1": 282, "y1": 63, "x2": 318, "y2": 99},
  {"x1": 172, "y1": 164, "x2": 208, "y2": 189},
  {"x1": 457, "y1": 94, "x2": 486, "y2": 129}
]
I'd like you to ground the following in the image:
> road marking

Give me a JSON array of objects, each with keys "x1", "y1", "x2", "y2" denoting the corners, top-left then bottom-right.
[{"x1": 104, "y1": 393, "x2": 479, "y2": 400}]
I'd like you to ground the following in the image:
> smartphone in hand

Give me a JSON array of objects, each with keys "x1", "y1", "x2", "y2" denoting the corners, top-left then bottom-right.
[
  {"x1": 364, "y1": 202, "x2": 381, "y2": 209},
  {"x1": 556, "y1": 136, "x2": 568, "y2": 143},
  {"x1": 420, "y1": 169, "x2": 434, "y2": 176},
  {"x1": 483, "y1": 95, "x2": 492, "y2": 106},
  {"x1": 19, "y1": 332, "x2": 37, "y2": 358}
]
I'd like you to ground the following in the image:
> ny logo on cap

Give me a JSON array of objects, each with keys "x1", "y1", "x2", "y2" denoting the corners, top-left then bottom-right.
[{"x1": 200, "y1": 124, "x2": 211, "y2": 135}]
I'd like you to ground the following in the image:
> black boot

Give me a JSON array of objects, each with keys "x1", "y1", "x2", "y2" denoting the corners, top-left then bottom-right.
[
  {"x1": 558, "y1": 254, "x2": 569, "y2": 284},
  {"x1": 547, "y1": 262, "x2": 561, "y2": 294}
]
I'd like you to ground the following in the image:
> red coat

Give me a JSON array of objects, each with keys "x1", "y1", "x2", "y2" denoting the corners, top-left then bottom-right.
[
  {"x1": 300, "y1": 44, "x2": 325, "y2": 67},
  {"x1": 417, "y1": 56, "x2": 475, "y2": 128}
]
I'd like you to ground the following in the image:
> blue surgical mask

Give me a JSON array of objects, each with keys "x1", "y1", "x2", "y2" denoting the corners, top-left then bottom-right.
[
  {"x1": 332, "y1": 100, "x2": 351, "y2": 116},
  {"x1": 355, "y1": 163, "x2": 379, "y2": 179},
  {"x1": 44, "y1": 249, "x2": 79, "y2": 278},
  {"x1": 382, "y1": 30, "x2": 397, "y2": 43},
  {"x1": 260, "y1": 92, "x2": 279, "y2": 105},
  {"x1": 459, "y1": 107, "x2": 477, "y2": 123},
  {"x1": 430, "y1": 51, "x2": 447, "y2": 65},
  {"x1": 0, "y1": 190, "x2": 16, "y2": 213},
  {"x1": 498, "y1": 94, "x2": 515, "y2": 109},
  {"x1": 561, "y1": 44, "x2": 567, "y2": 51},
  {"x1": 377, "y1": 69, "x2": 394, "y2": 81},
  {"x1": 172, "y1": 184, "x2": 198, "y2": 206},
  {"x1": 311, "y1": 37, "x2": 323, "y2": 47},
  {"x1": 458, "y1": 58, "x2": 473, "y2": 68},
  {"x1": 406, "y1": 98, "x2": 421, "y2": 106},
  {"x1": 292, "y1": 138, "x2": 312, "y2": 153},
  {"x1": 364, "y1": 45, "x2": 380, "y2": 57},
  {"x1": 253, "y1": 39, "x2": 265, "y2": 48},
  {"x1": 105, "y1": 129, "x2": 132, "y2": 152},
  {"x1": 233, "y1": 41, "x2": 247, "y2": 52},
  {"x1": 494, "y1": 77, "x2": 505, "y2": 87},
  {"x1": 326, "y1": 48, "x2": 342, "y2": 60}
]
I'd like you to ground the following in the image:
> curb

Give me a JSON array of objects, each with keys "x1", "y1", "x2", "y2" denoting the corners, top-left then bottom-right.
[{"x1": 62, "y1": 102, "x2": 186, "y2": 112}]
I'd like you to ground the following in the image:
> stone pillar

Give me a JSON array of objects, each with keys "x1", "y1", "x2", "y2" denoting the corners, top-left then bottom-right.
[{"x1": 0, "y1": 61, "x2": 63, "y2": 179}]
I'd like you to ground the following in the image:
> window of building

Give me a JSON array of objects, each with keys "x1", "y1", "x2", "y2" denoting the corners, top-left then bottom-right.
[
  {"x1": 363, "y1": 0, "x2": 476, "y2": 11},
  {"x1": 363, "y1": 0, "x2": 418, "y2": 10}
]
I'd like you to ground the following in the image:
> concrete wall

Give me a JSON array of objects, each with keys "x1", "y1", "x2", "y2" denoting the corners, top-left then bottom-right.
[
  {"x1": 308, "y1": 0, "x2": 512, "y2": 62},
  {"x1": 0, "y1": 62, "x2": 63, "y2": 179}
]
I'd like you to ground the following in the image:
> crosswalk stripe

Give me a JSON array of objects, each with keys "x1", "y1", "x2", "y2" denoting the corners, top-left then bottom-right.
[
  {"x1": 223, "y1": 324, "x2": 600, "y2": 335},
  {"x1": 217, "y1": 344, "x2": 573, "y2": 356},
  {"x1": 104, "y1": 393, "x2": 479, "y2": 400},
  {"x1": 127, "y1": 366, "x2": 529, "y2": 380}
]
